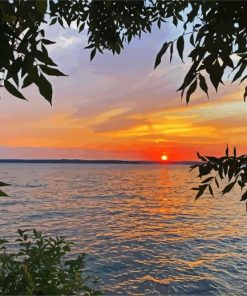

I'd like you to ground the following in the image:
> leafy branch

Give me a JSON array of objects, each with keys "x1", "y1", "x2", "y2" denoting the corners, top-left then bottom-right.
[
  {"x1": 153, "y1": 2, "x2": 247, "y2": 103},
  {"x1": 0, "y1": 229, "x2": 102, "y2": 295},
  {"x1": 0, "y1": 1, "x2": 246, "y2": 104},
  {"x1": 191, "y1": 146, "x2": 247, "y2": 210},
  {"x1": 0, "y1": 181, "x2": 10, "y2": 197}
]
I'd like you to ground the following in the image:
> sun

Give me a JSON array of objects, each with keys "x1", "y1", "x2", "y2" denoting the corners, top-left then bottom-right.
[{"x1": 161, "y1": 154, "x2": 168, "y2": 161}]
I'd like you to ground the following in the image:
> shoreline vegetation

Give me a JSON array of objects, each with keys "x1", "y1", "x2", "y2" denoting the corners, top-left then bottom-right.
[{"x1": 0, "y1": 229, "x2": 102, "y2": 296}]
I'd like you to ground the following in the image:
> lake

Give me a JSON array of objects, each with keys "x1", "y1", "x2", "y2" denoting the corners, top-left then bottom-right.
[{"x1": 0, "y1": 163, "x2": 246, "y2": 295}]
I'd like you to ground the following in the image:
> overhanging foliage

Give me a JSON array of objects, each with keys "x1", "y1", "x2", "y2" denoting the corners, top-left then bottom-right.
[
  {"x1": 191, "y1": 147, "x2": 247, "y2": 209},
  {"x1": 0, "y1": 1, "x2": 246, "y2": 103}
]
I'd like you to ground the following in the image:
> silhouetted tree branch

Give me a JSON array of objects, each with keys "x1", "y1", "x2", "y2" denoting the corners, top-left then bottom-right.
[
  {"x1": 191, "y1": 147, "x2": 247, "y2": 209},
  {"x1": 0, "y1": 0, "x2": 246, "y2": 103}
]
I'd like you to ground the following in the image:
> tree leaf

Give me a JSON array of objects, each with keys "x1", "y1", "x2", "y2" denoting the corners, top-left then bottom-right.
[
  {"x1": 90, "y1": 48, "x2": 96, "y2": 61},
  {"x1": 58, "y1": 17, "x2": 64, "y2": 28},
  {"x1": 40, "y1": 65, "x2": 67, "y2": 76},
  {"x1": 36, "y1": 0, "x2": 47, "y2": 17},
  {"x1": 192, "y1": 187, "x2": 199, "y2": 191},
  {"x1": 226, "y1": 145, "x2": 229, "y2": 157},
  {"x1": 240, "y1": 190, "x2": 247, "y2": 201},
  {"x1": 79, "y1": 23, "x2": 85, "y2": 33},
  {"x1": 240, "y1": 74, "x2": 247, "y2": 84},
  {"x1": 196, "y1": 152, "x2": 207, "y2": 161},
  {"x1": 50, "y1": 17, "x2": 57, "y2": 26},
  {"x1": 190, "y1": 164, "x2": 199, "y2": 171},
  {"x1": 41, "y1": 39, "x2": 56, "y2": 45},
  {"x1": 198, "y1": 74, "x2": 209, "y2": 98},
  {"x1": 205, "y1": 59, "x2": 223, "y2": 91},
  {"x1": 195, "y1": 184, "x2": 208, "y2": 200},
  {"x1": 190, "y1": 33, "x2": 195, "y2": 46},
  {"x1": 223, "y1": 162, "x2": 228, "y2": 177},
  {"x1": 222, "y1": 54, "x2": 234, "y2": 69},
  {"x1": 0, "y1": 190, "x2": 8, "y2": 197},
  {"x1": 186, "y1": 79, "x2": 197, "y2": 104},
  {"x1": 154, "y1": 42, "x2": 169, "y2": 69},
  {"x1": 4, "y1": 80, "x2": 27, "y2": 100},
  {"x1": 23, "y1": 74, "x2": 33, "y2": 88},
  {"x1": 39, "y1": 29, "x2": 45, "y2": 37},
  {"x1": 244, "y1": 85, "x2": 247, "y2": 102},
  {"x1": 0, "y1": 182, "x2": 10, "y2": 187},
  {"x1": 228, "y1": 166, "x2": 235, "y2": 182},
  {"x1": 206, "y1": 156, "x2": 219, "y2": 163},
  {"x1": 215, "y1": 178, "x2": 219, "y2": 188},
  {"x1": 170, "y1": 42, "x2": 174, "y2": 63},
  {"x1": 222, "y1": 181, "x2": 236, "y2": 195},
  {"x1": 177, "y1": 35, "x2": 184, "y2": 62},
  {"x1": 238, "y1": 180, "x2": 245, "y2": 190},
  {"x1": 37, "y1": 74, "x2": 53, "y2": 104},
  {"x1": 232, "y1": 63, "x2": 246, "y2": 83},
  {"x1": 199, "y1": 165, "x2": 212, "y2": 177},
  {"x1": 208, "y1": 185, "x2": 214, "y2": 197},
  {"x1": 202, "y1": 177, "x2": 214, "y2": 183},
  {"x1": 36, "y1": 50, "x2": 57, "y2": 67},
  {"x1": 177, "y1": 62, "x2": 198, "y2": 95},
  {"x1": 173, "y1": 15, "x2": 178, "y2": 26}
]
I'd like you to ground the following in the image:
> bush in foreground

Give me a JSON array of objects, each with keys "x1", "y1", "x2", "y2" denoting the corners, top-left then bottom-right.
[{"x1": 0, "y1": 229, "x2": 102, "y2": 295}]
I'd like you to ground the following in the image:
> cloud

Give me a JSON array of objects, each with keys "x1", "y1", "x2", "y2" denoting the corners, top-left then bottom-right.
[
  {"x1": 91, "y1": 116, "x2": 150, "y2": 133},
  {"x1": 1, "y1": 21, "x2": 247, "y2": 160}
]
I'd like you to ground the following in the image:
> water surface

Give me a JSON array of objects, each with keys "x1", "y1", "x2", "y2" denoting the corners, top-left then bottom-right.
[{"x1": 0, "y1": 164, "x2": 246, "y2": 295}]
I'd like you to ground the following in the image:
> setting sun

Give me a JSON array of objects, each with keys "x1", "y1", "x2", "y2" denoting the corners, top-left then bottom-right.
[{"x1": 161, "y1": 154, "x2": 168, "y2": 161}]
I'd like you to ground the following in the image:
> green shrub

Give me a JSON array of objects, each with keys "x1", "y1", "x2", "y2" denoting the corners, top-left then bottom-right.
[
  {"x1": 0, "y1": 181, "x2": 10, "y2": 197},
  {"x1": 0, "y1": 229, "x2": 102, "y2": 295}
]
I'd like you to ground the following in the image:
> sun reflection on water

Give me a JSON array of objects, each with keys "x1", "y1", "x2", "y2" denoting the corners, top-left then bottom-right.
[{"x1": 0, "y1": 164, "x2": 247, "y2": 295}]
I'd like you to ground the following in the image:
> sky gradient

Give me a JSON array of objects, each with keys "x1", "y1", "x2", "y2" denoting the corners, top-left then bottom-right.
[{"x1": 0, "y1": 22, "x2": 246, "y2": 161}]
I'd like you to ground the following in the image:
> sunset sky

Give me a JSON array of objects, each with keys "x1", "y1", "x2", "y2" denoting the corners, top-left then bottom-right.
[{"x1": 0, "y1": 22, "x2": 247, "y2": 161}]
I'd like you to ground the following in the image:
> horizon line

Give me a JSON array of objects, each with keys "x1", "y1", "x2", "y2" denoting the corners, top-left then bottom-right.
[{"x1": 0, "y1": 159, "x2": 199, "y2": 165}]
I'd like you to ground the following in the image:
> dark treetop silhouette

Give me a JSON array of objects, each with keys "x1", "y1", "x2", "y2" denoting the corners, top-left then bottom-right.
[{"x1": 0, "y1": 0, "x2": 247, "y2": 203}]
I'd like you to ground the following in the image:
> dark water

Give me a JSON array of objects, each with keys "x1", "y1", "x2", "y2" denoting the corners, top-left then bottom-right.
[{"x1": 0, "y1": 164, "x2": 246, "y2": 295}]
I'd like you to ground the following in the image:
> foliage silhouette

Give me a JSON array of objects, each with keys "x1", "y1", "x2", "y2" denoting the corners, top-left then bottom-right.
[
  {"x1": 0, "y1": 181, "x2": 10, "y2": 197},
  {"x1": 0, "y1": 228, "x2": 102, "y2": 295},
  {"x1": 191, "y1": 147, "x2": 247, "y2": 209},
  {"x1": 0, "y1": 0, "x2": 246, "y2": 103}
]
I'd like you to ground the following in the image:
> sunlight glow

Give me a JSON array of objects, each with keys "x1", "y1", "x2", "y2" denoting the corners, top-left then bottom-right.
[{"x1": 161, "y1": 154, "x2": 168, "y2": 161}]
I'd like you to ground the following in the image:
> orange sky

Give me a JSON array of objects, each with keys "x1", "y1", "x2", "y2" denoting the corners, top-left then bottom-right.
[{"x1": 0, "y1": 23, "x2": 247, "y2": 161}]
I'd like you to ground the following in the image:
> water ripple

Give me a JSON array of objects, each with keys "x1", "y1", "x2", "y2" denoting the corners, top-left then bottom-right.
[{"x1": 0, "y1": 164, "x2": 247, "y2": 295}]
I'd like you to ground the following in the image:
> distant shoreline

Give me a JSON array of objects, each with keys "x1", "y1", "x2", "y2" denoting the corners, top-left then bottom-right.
[{"x1": 0, "y1": 159, "x2": 199, "y2": 165}]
